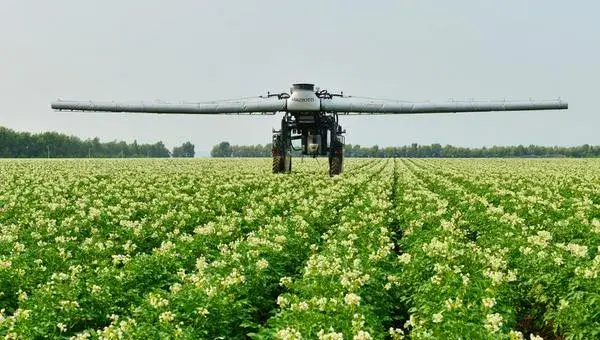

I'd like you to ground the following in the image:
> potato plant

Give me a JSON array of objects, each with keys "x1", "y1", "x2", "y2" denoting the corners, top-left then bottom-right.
[{"x1": 0, "y1": 158, "x2": 598, "y2": 339}]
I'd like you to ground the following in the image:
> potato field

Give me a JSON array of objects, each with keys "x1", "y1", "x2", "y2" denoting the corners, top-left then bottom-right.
[{"x1": 0, "y1": 158, "x2": 599, "y2": 339}]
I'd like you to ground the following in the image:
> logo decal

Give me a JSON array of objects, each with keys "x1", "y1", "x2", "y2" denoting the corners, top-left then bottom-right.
[{"x1": 292, "y1": 97, "x2": 315, "y2": 102}]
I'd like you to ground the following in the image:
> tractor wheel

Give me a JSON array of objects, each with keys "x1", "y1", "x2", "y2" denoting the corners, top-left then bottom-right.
[
  {"x1": 273, "y1": 149, "x2": 291, "y2": 173},
  {"x1": 329, "y1": 155, "x2": 343, "y2": 176},
  {"x1": 272, "y1": 133, "x2": 291, "y2": 174},
  {"x1": 272, "y1": 155, "x2": 284, "y2": 173}
]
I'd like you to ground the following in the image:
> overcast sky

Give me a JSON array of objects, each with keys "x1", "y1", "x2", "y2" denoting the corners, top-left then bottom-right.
[{"x1": 1, "y1": 1, "x2": 597, "y2": 155}]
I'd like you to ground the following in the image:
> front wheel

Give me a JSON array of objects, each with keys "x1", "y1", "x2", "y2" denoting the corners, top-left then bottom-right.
[
  {"x1": 329, "y1": 154, "x2": 343, "y2": 176},
  {"x1": 272, "y1": 137, "x2": 291, "y2": 174},
  {"x1": 272, "y1": 155, "x2": 284, "y2": 173},
  {"x1": 272, "y1": 154, "x2": 292, "y2": 173}
]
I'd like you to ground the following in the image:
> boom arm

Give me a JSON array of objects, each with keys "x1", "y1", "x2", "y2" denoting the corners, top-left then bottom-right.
[
  {"x1": 321, "y1": 98, "x2": 568, "y2": 115},
  {"x1": 51, "y1": 98, "x2": 287, "y2": 115},
  {"x1": 51, "y1": 83, "x2": 568, "y2": 116}
]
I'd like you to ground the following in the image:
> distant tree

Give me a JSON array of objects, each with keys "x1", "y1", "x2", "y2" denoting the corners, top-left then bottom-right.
[
  {"x1": 208, "y1": 140, "x2": 600, "y2": 159},
  {"x1": 148, "y1": 141, "x2": 170, "y2": 157},
  {"x1": 173, "y1": 141, "x2": 195, "y2": 157},
  {"x1": 172, "y1": 146, "x2": 183, "y2": 157},
  {"x1": 211, "y1": 141, "x2": 232, "y2": 157},
  {"x1": 431, "y1": 143, "x2": 442, "y2": 157},
  {"x1": 0, "y1": 126, "x2": 173, "y2": 158}
]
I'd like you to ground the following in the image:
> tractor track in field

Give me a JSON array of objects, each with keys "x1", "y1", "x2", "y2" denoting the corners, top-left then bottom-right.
[
  {"x1": 389, "y1": 158, "x2": 402, "y2": 255},
  {"x1": 250, "y1": 160, "x2": 391, "y2": 325},
  {"x1": 384, "y1": 158, "x2": 414, "y2": 332},
  {"x1": 254, "y1": 158, "x2": 406, "y2": 338}
]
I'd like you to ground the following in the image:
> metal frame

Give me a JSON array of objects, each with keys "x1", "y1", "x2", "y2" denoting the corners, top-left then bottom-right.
[{"x1": 271, "y1": 110, "x2": 345, "y2": 175}]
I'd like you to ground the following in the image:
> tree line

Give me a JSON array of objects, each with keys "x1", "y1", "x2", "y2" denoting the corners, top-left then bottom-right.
[
  {"x1": 211, "y1": 141, "x2": 273, "y2": 157},
  {"x1": 0, "y1": 126, "x2": 194, "y2": 158},
  {"x1": 211, "y1": 141, "x2": 600, "y2": 158}
]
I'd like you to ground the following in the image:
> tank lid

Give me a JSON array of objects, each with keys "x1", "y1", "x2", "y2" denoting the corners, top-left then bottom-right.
[{"x1": 292, "y1": 83, "x2": 315, "y2": 91}]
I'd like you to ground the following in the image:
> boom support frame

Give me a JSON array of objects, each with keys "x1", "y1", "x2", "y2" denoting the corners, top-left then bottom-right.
[{"x1": 272, "y1": 111, "x2": 345, "y2": 176}]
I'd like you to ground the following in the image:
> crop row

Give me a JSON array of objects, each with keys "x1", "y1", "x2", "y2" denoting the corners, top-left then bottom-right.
[
  {"x1": 0, "y1": 158, "x2": 380, "y2": 338},
  {"x1": 1, "y1": 158, "x2": 599, "y2": 339},
  {"x1": 397, "y1": 159, "x2": 599, "y2": 339}
]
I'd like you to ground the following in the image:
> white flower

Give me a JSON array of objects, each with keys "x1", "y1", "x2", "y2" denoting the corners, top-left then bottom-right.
[
  {"x1": 276, "y1": 327, "x2": 302, "y2": 340},
  {"x1": 527, "y1": 231, "x2": 552, "y2": 247},
  {"x1": 591, "y1": 218, "x2": 600, "y2": 233},
  {"x1": 530, "y1": 334, "x2": 543, "y2": 340},
  {"x1": 279, "y1": 276, "x2": 293, "y2": 287},
  {"x1": 317, "y1": 329, "x2": 344, "y2": 340},
  {"x1": 291, "y1": 301, "x2": 309, "y2": 312},
  {"x1": 389, "y1": 327, "x2": 405, "y2": 339},
  {"x1": 482, "y1": 297, "x2": 496, "y2": 309},
  {"x1": 196, "y1": 307, "x2": 209, "y2": 316},
  {"x1": 170, "y1": 283, "x2": 182, "y2": 294},
  {"x1": 147, "y1": 293, "x2": 169, "y2": 309},
  {"x1": 398, "y1": 253, "x2": 411, "y2": 264},
  {"x1": 353, "y1": 330, "x2": 372, "y2": 340},
  {"x1": 90, "y1": 285, "x2": 101, "y2": 294},
  {"x1": 483, "y1": 269, "x2": 505, "y2": 285},
  {"x1": 352, "y1": 313, "x2": 366, "y2": 330},
  {"x1": 57, "y1": 322, "x2": 67, "y2": 332},
  {"x1": 462, "y1": 274, "x2": 470, "y2": 285},
  {"x1": 508, "y1": 330, "x2": 524, "y2": 340},
  {"x1": 256, "y1": 259, "x2": 269, "y2": 270},
  {"x1": 13, "y1": 243, "x2": 25, "y2": 253},
  {"x1": 344, "y1": 293, "x2": 361, "y2": 307},
  {"x1": 277, "y1": 295, "x2": 289, "y2": 308},
  {"x1": 432, "y1": 312, "x2": 443, "y2": 323},
  {"x1": 484, "y1": 313, "x2": 503, "y2": 333},
  {"x1": 159, "y1": 311, "x2": 175, "y2": 323},
  {"x1": 445, "y1": 297, "x2": 462, "y2": 309},
  {"x1": 566, "y1": 243, "x2": 588, "y2": 258},
  {"x1": 0, "y1": 260, "x2": 12, "y2": 269},
  {"x1": 315, "y1": 297, "x2": 328, "y2": 311},
  {"x1": 220, "y1": 268, "x2": 245, "y2": 287},
  {"x1": 70, "y1": 331, "x2": 92, "y2": 340},
  {"x1": 195, "y1": 257, "x2": 208, "y2": 271}
]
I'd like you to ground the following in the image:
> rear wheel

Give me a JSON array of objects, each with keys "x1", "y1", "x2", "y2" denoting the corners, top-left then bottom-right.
[
  {"x1": 329, "y1": 150, "x2": 343, "y2": 176},
  {"x1": 272, "y1": 155, "x2": 283, "y2": 173},
  {"x1": 329, "y1": 131, "x2": 344, "y2": 176},
  {"x1": 272, "y1": 135, "x2": 291, "y2": 174},
  {"x1": 329, "y1": 156, "x2": 342, "y2": 176}
]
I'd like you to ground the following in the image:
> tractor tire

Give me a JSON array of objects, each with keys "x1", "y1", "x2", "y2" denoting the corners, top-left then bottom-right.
[
  {"x1": 273, "y1": 154, "x2": 290, "y2": 174},
  {"x1": 272, "y1": 133, "x2": 291, "y2": 174},
  {"x1": 329, "y1": 155, "x2": 343, "y2": 176},
  {"x1": 272, "y1": 155, "x2": 283, "y2": 173}
]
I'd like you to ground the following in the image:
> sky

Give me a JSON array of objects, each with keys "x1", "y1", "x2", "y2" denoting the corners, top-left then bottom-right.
[{"x1": 0, "y1": 1, "x2": 597, "y2": 155}]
